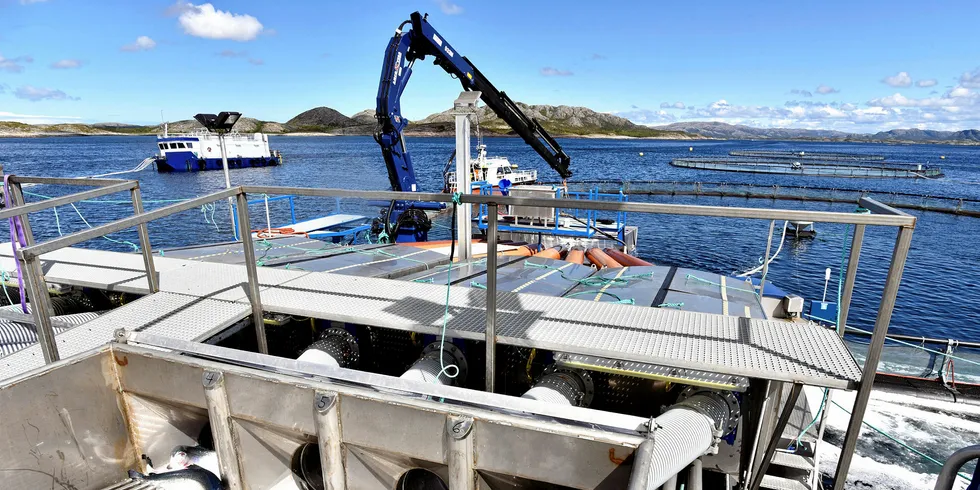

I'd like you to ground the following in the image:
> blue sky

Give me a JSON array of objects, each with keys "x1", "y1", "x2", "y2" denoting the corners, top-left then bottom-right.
[{"x1": 1, "y1": 0, "x2": 979, "y2": 132}]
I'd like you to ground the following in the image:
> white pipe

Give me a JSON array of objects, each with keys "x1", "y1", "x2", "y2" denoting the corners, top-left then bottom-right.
[{"x1": 627, "y1": 393, "x2": 732, "y2": 490}]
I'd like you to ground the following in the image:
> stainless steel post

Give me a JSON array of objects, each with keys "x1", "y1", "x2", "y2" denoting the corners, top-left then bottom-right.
[
  {"x1": 202, "y1": 370, "x2": 244, "y2": 490},
  {"x1": 759, "y1": 220, "x2": 776, "y2": 294},
  {"x1": 8, "y1": 182, "x2": 36, "y2": 246},
  {"x1": 8, "y1": 182, "x2": 59, "y2": 363},
  {"x1": 454, "y1": 91, "x2": 480, "y2": 261},
  {"x1": 313, "y1": 392, "x2": 346, "y2": 490},
  {"x1": 485, "y1": 202, "x2": 498, "y2": 393},
  {"x1": 235, "y1": 192, "x2": 268, "y2": 354},
  {"x1": 219, "y1": 133, "x2": 236, "y2": 237},
  {"x1": 21, "y1": 256, "x2": 59, "y2": 363},
  {"x1": 130, "y1": 186, "x2": 158, "y2": 293},
  {"x1": 446, "y1": 415, "x2": 476, "y2": 490},
  {"x1": 832, "y1": 224, "x2": 915, "y2": 490},
  {"x1": 748, "y1": 383, "x2": 803, "y2": 490},
  {"x1": 836, "y1": 224, "x2": 865, "y2": 336}
]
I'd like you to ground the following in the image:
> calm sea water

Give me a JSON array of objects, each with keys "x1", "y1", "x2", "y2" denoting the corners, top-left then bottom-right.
[{"x1": 1, "y1": 135, "x2": 978, "y2": 344}]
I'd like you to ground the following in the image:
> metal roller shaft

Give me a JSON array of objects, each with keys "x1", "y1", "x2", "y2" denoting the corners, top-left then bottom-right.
[{"x1": 521, "y1": 368, "x2": 593, "y2": 407}]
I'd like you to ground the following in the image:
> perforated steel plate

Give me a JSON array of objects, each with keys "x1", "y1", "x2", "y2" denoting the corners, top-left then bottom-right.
[
  {"x1": 253, "y1": 271, "x2": 862, "y2": 389},
  {"x1": 554, "y1": 352, "x2": 751, "y2": 391},
  {"x1": 0, "y1": 292, "x2": 249, "y2": 380}
]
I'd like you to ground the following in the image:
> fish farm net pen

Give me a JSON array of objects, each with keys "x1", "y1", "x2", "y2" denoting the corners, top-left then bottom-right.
[{"x1": 729, "y1": 150, "x2": 887, "y2": 162}]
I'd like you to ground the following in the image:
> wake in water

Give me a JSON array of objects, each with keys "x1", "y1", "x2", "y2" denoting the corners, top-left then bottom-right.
[{"x1": 819, "y1": 389, "x2": 978, "y2": 489}]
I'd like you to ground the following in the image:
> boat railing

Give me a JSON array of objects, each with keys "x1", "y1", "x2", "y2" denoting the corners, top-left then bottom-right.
[
  {"x1": 934, "y1": 445, "x2": 980, "y2": 490},
  {"x1": 2, "y1": 176, "x2": 917, "y2": 490}
]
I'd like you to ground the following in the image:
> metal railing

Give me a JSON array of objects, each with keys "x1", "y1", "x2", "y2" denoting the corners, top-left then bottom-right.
[
  {"x1": 3, "y1": 178, "x2": 916, "y2": 490},
  {"x1": 934, "y1": 445, "x2": 980, "y2": 490},
  {"x1": 0, "y1": 173, "x2": 157, "y2": 363}
]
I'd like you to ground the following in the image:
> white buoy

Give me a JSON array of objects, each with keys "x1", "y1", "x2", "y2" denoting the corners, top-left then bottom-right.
[
  {"x1": 822, "y1": 267, "x2": 832, "y2": 302},
  {"x1": 941, "y1": 155, "x2": 946, "y2": 159},
  {"x1": 689, "y1": 147, "x2": 693, "y2": 152},
  {"x1": 639, "y1": 152, "x2": 644, "y2": 157}
]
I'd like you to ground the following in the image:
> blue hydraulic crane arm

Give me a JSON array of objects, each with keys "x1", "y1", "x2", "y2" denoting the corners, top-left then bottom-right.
[{"x1": 375, "y1": 11, "x2": 572, "y2": 193}]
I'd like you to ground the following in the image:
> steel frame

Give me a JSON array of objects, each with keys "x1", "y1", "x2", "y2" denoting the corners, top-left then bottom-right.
[{"x1": 3, "y1": 177, "x2": 916, "y2": 488}]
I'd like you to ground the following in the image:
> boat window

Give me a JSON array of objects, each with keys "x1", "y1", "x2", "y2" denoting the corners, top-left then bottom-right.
[
  {"x1": 158, "y1": 144, "x2": 165, "y2": 150},
  {"x1": 186, "y1": 142, "x2": 193, "y2": 148},
  {"x1": 176, "y1": 142, "x2": 186, "y2": 148},
  {"x1": 168, "y1": 143, "x2": 177, "y2": 149},
  {"x1": 497, "y1": 167, "x2": 507, "y2": 177}
]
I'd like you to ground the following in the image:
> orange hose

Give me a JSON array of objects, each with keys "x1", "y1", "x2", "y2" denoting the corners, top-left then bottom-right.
[
  {"x1": 604, "y1": 248, "x2": 653, "y2": 267},
  {"x1": 502, "y1": 245, "x2": 534, "y2": 257},
  {"x1": 585, "y1": 248, "x2": 623, "y2": 269},
  {"x1": 565, "y1": 249, "x2": 585, "y2": 265},
  {"x1": 401, "y1": 239, "x2": 483, "y2": 249},
  {"x1": 532, "y1": 246, "x2": 563, "y2": 260}
]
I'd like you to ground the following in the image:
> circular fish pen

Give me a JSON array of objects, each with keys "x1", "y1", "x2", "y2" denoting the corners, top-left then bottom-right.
[{"x1": 671, "y1": 152, "x2": 943, "y2": 178}]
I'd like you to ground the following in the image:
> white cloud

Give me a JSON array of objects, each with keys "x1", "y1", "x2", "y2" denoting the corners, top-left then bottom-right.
[
  {"x1": 960, "y1": 67, "x2": 980, "y2": 89},
  {"x1": 614, "y1": 108, "x2": 676, "y2": 124},
  {"x1": 14, "y1": 85, "x2": 79, "y2": 102},
  {"x1": 815, "y1": 84, "x2": 839, "y2": 94},
  {"x1": 949, "y1": 86, "x2": 971, "y2": 98},
  {"x1": 218, "y1": 49, "x2": 246, "y2": 57},
  {"x1": 19, "y1": 0, "x2": 47, "y2": 4},
  {"x1": 915, "y1": 79, "x2": 937, "y2": 88},
  {"x1": 50, "y1": 59, "x2": 83, "y2": 69},
  {"x1": 540, "y1": 67, "x2": 573, "y2": 77},
  {"x1": 0, "y1": 53, "x2": 33, "y2": 73},
  {"x1": 660, "y1": 101, "x2": 686, "y2": 109},
  {"x1": 0, "y1": 111, "x2": 82, "y2": 124},
  {"x1": 176, "y1": 2, "x2": 264, "y2": 41},
  {"x1": 121, "y1": 36, "x2": 156, "y2": 52},
  {"x1": 436, "y1": 0, "x2": 463, "y2": 15},
  {"x1": 790, "y1": 89, "x2": 813, "y2": 97},
  {"x1": 248, "y1": 58, "x2": 264, "y2": 66},
  {"x1": 882, "y1": 71, "x2": 912, "y2": 87},
  {"x1": 590, "y1": 53, "x2": 607, "y2": 60}
]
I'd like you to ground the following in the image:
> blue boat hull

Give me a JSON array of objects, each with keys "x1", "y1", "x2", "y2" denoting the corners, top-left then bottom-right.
[{"x1": 155, "y1": 153, "x2": 281, "y2": 173}]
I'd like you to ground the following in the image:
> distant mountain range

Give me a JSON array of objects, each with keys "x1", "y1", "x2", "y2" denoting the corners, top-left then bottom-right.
[
  {"x1": 657, "y1": 122, "x2": 980, "y2": 144},
  {"x1": 1, "y1": 106, "x2": 978, "y2": 144}
]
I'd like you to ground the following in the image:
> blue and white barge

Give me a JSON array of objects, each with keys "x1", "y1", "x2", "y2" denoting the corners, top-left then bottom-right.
[{"x1": 154, "y1": 128, "x2": 282, "y2": 173}]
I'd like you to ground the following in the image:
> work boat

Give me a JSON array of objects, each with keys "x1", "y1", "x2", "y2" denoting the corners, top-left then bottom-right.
[
  {"x1": 154, "y1": 127, "x2": 282, "y2": 173},
  {"x1": 444, "y1": 144, "x2": 537, "y2": 193},
  {"x1": 4, "y1": 171, "x2": 975, "y2": 490}
]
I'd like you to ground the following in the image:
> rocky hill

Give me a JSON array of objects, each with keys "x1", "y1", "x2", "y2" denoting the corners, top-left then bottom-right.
[
  {"x1": 659, "y1": 121, "x2": 980, "y2": 144},
  {"x1": 417, "y1": 103, "x2": 695, "y2": 138},
  {"x1": 284, "y1": 107, "x2": 353, "y2": 132},
  {"x1": 5, "y1": 105, "x2": 980, "y2": 144}
]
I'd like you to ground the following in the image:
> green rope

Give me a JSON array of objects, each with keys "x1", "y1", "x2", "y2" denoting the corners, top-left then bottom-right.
[
  {"x1": 830, "y1": 399, "x2": 971, "y2": 482},
  {"x1": 433, "y1": 192, "x2": 467, "y2": 384},
  {"x1": 470, "y1": 281, "x2": 487, "y2": 289},
  {"x1": 412, "y1": 278, "x2": 435, "y2": 284},
  {"x1": 565, "y1": 290, "x2": 635, "y2": 305},
  {"x1": 657, "y1": 302, "x2": 684, "y2": 309},
  {"x1": 0, "y1": 270, "x2": 15, "y2": 305},
  {"x1": 684, "y1": 273, "x2": 759, "y2": 297}
]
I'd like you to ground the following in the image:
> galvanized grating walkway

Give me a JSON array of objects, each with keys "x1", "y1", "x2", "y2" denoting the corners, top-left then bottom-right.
[
  {"x1": 0, "y1": 291, "x2": 250, "y2": 379},
  {"x1": 0, "y1": 244, "x2": 862, "y2": 389}
]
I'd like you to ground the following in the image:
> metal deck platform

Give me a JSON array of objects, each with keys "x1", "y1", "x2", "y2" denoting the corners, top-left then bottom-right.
[
  {"x1": 0, "y1": 291, "x2": 250, "y2": 379},
  {"x1": 0, "y1": 243, "x2": 862, "y2": 388}
]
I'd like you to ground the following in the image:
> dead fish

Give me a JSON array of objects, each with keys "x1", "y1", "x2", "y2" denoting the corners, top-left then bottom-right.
[
  {"x1": 165, "y1": 445, "x2": 221, "y2": 479},
  {"x1": 127, "y1": 465, "x2": 221, "y2": 490}
]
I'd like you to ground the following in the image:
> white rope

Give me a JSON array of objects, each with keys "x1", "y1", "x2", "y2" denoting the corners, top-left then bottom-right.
[{"x1": 737, "y1": 221, "x2": 788, "y2": 277}]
